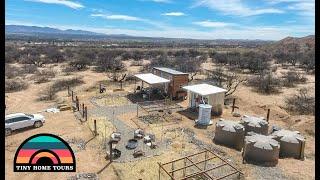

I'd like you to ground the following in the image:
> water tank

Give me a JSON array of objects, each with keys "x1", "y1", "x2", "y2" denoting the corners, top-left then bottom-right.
[
  {"x1": 214, "y1": 119, "x2": 245, "y2": 151},
  {"x1": 243, "y1": 132, "x2": 280, "y2": 166},
  {"x1": 240, "y1": 115, "x2": 269, "y2": 135},
  {"x1": 196, "y1": 104, "x2": 212, "y2": 125},
  {"x1": 272, "y1": 129, "x2": 305, "y2": 159}
]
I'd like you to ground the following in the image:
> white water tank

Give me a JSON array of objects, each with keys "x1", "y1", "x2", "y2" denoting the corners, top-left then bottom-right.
[{"x1": 196, "y1": 104, "x2": 212, "y2": 125}]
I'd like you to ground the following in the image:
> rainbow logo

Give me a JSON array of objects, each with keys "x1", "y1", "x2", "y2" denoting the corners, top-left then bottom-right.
[{"x1": 14, "y1": 134, "x2": 76, "y2": 172}]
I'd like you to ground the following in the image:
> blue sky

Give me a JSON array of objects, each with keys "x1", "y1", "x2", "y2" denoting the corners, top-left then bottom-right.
[{"x1": 6, "y1": 0, "x2": 315, "y2": 40}]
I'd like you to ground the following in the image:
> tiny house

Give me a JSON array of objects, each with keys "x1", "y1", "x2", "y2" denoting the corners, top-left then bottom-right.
[{"x1": 152, "y1": 67, "x2": 189, "y2": 99}]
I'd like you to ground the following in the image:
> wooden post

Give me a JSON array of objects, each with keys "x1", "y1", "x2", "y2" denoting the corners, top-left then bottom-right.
[
  {"x1": 232, "y1": 98, "x2": 236, "y2": 113},
  {"x1": 71, "y1": 91, "x2": 74, "y2": 102},
  {"x1": 171, "y1": 162, "x2": 174, "y2": 179},
  {"x1": 85, "y1": 106, "x2": 88, "y2": 121},
  {"x1": 109, "y1": 141, "x2": 113, "y2": 162},
  {"x1": 158, "y1": 163, "x2": 161, "y2": 180},
  {"x1": 183, "y1": 158, "x2": 186, "y2": 177},
  {"x1": 76, "y1": 96, "x2": 79, "y2": 111},
  {"x1": 67, "y1": 86, "x2": 70, "y2": 96},
  {"x1": 82, "y1": 103, "x2": 85, "y2": 118},
  {"x1": 204, "y1": 151, "x2": 208, "y2": 170},
  {"x1": 266, "y1": 109, "x2": 270, "y2": 122},
  {"x1": 94, "y1": 120, "x2": 97, "y2": 136}
]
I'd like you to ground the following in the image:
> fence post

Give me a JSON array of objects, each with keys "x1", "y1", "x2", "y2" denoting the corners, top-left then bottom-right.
[
  {"x1": 85, "y1": 106, "x2": 88, "y2": 121},
  {"x1": 158, "y1": 163, "x2": 161, "y2": 180},
  {"x1": 82, "y1": 103, "x2": 85, "y2": 118},
  {"x1": 171, "y1": 162, "x2": 174, "y2": 178},
  {"x1": 76, "y1": 96, "x2": 79, "y2": 111},
  {"x1": 94, "y1": 119, "x2": 97, "y2": 136},
  {"x1": 183, "y1": 158, "x2": 186, "y2": 177},
  {"x1": 232, "y1": 98, "x2": 236, "y2": 113},
  {"x1": 109, "y1": 141, "x2": 113, "y2": 162},
  {"x1": 266, "y1": 109, "x2": 270, "y2": 122}
]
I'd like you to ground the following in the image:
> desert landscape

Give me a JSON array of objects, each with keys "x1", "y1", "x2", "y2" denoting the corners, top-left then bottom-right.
[{"x1": 5, "y1": 33, "x2": 315, "y2": 180}]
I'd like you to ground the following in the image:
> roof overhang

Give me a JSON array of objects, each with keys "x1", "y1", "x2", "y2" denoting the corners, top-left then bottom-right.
[
  {"x1": 134, "y1": 73, "x2": 170, "y2": 85},
  {"x1": 182, "y1": 83, "x2": 227, "y2": 96}
]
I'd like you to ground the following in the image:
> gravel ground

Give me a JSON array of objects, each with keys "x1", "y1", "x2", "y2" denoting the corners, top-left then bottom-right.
[
  {"x1": 88, "y1": 102, "x2": 167, "y2": 163},
  {"x1": 251, "y1": 166, "x2": 290, "y2": 180}
]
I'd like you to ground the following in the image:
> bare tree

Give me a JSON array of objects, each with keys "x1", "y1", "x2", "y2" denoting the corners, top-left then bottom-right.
[
  {"x1": 224, "y1": 73, "x2": 247, "y2": 97},
  {"x1": 285, "y1": 88, "x2": 315, "y2": 115}
]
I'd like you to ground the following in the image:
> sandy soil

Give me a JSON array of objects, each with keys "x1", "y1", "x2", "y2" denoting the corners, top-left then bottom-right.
[{"x1": 5, "y1": 61, "x2": 315, "y2": 180}]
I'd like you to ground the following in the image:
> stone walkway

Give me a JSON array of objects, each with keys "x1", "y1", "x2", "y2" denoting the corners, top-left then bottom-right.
[{"x1": 89, "y1": 98, "x2": 167, "y2": 163}]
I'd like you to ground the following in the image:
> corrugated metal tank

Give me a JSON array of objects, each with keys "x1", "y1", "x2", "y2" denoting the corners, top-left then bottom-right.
[{"x1": 196, "y1": 104, "x2": 212, "y2": 125}]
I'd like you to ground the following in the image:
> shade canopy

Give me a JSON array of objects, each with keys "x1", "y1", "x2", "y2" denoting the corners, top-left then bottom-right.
[
  {"x1": 182, "y1": 83, "x2": 227, "y2": 96},
  {"x1": 134, "y1": 73, "x2": 170, "y2": 85}
]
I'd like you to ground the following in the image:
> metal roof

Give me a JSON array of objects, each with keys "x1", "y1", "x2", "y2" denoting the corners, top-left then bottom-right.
[
  {"x1": 134, "y1": 73, "x2": 170, "y2": 85},
  {"x1": 153, "y1": 67, "x2": 188, "y2": 75},
  {"x1": 182, "y1": 83, "x2": 227, "y2": 96}
]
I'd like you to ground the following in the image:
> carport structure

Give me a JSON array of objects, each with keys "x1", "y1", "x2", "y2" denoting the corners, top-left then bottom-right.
[
  {"x1": 134, "y1": 73, "x2": 170, "y2": 100},
  {"x1": 158, "y1": 148, "x2": 243, "y2": 180}
]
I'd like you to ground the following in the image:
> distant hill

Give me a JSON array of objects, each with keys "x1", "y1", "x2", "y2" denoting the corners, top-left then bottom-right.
[
  {"x1": 5, "y1": 25, "x2": 274, "y2": 47},
  {"x1": 5, "y1": 25, "x2": 104, "y2": 36},
  {"x1": 264, "y1": 35, "x2": 315, "y2": 52}
]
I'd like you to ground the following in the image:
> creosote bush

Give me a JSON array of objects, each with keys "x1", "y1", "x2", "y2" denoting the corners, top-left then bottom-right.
[
  {"x1": 247, "y1": 72, "x2": 281, "y2": 94},
  {"x1": 5, "y1": 78, "x2": 28, "y2": 92},
  {"x1": 38, "y1": 77, "x2": 84, "y2": 101},
  {"x1": 281, "y1": 71, "x2": 307, "y2": 87},
  {"x1": 285, "y1": 88, "x2": 315, "y2": 115}
]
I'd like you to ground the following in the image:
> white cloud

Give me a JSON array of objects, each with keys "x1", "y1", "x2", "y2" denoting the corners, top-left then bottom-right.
[
  {"x1": 193, "y1": 20, "x2": 235, "y2": 28},
  {"x1": 91, "y1": 14, "x2": 144, "y2": 21},
  {"x1": 25, "y1": 0, "x2": 84, "y2": 9},
  {"x1": 6, "y1": 19, "x2": 314, "y2": 40},
  {"x1": 287, "y1": 2, "x2": 315, "y2": 17},
  {"x1": 267, "y1": 0, "x2": 314, "y2": 17},
  {"x1": 194, "y1": 0, "x2": 284, "y2": 16},
  {"x1": 162, "y1": 12, "x2": 186, "y2": 16}
]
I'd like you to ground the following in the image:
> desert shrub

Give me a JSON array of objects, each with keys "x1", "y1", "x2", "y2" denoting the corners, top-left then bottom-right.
[
  {"x1": 38, "y1": 86, "x2": 57, "y2": 101},
  {"x1": 51, "y1": 77, "x2": 84, "y2": 92},
  {"x1": 21, "y1": 64, "x2": 38, "y2": 74},
  {"x1": 247, "y1": 72, "x2": 281, "y2": 94},
  {"x1": 5, "y1": 64, "x2": 23, "y2": 79},
  {"x1": 5, "y1": 78, "x2": 28, "y2": 92},
  {"x1": 271, "y1": 66, "x2": 278, "y2": 72},
  {"x1": 38, "y1": 68, "x2": 56, "y2": 78},
  {"x1": 285, "y1": 88, "x2": 315, "y2": 115},
  {"x1": 34, "y1": 76, "x2": 50, "y2": 84},
  {"x1": 33, "y1": 69, "x2": 56, "y2": 84},
  {"x1": 38, "y1": 77, "x2": 84, "y2": 101},
  {"x1": 281, "y1": 71, "x2": 307, "y2": 87},
  {"x1": 62, "y1": 66, "x2": 78, "y2": 73}
]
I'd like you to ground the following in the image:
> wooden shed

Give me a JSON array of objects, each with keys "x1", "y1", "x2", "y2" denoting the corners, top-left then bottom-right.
[{"x1": 152, "y1": 67, "x2": 189, "y2": 100}]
